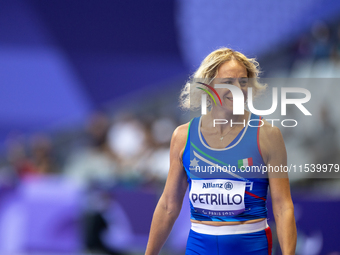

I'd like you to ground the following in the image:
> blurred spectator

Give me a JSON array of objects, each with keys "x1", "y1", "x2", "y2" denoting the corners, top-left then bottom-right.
[
  {"x1": 83, "y1": 189, "x2": 126, "y2": 255},
  {"x1": 5, "y1": 132, "x2": 59, "y2": 180},
  {"x1": 311, "y1": 21, "x2": 332, "y2": 59},
  {"x1": 144, "y1": 117, "x2": 177, "y2": 182},
  {"x1": 107, "y1": 115, "x2": 148, "y2": 181},
  {"x1": 6, "y1": 135, "x2": 38, "y2": 179},
  {"x1": 108, "y1": 117, "x2": 146, "y2": 160},
  {"x1": 63, "y1": 112, "x2": 118, "y2": 189},
  {"x1": 106, "y1": 113, "x2": 178, "y2": 185},
  {"x1": 331, "y1": 24, "x2": 340, "y2": 62},
  {"x1": 30, "y1": 134, "x2": 58, "y2": 175},
  {"x1": 294, "y1": 34, "x2": 312, "y2": 59},
  {"x1": 309, "y1": 104, "x2": 339, "y2": 165}
]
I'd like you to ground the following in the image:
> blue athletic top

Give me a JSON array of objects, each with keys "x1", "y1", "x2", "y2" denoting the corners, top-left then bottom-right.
[{"x1": 182, "y1": 113, "x2": 269, "y2": 222}]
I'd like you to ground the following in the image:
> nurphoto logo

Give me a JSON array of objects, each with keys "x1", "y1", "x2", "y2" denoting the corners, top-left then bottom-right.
[{"x1": 199, "y1": 84, "x2": 312, "y2": 127}]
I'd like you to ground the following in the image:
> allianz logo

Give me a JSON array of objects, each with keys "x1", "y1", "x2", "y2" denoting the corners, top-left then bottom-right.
[{"x1": 202, "y1": 182, "x2": 233, "y2": 190}]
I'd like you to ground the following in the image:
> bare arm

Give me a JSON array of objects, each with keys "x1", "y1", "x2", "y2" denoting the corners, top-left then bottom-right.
[
  {"x1": 145, "y1": 123, "x2": 189, "y2": 255},
  {"x1": 260, "y1": 122, "x2": 297, "y2": 255}
]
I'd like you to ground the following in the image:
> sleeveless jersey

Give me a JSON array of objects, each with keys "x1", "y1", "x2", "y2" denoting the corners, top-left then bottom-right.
[{"x1": 182, "y1": 113, "x2": 269, "y2": 222}]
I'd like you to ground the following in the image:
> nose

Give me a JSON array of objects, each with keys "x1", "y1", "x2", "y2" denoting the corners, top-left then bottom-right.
[{"x1": 233, "y1": 79, "x2": 242, "y2": 89}]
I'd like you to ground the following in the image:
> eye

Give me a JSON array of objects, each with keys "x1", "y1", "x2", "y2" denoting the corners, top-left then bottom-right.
[
  {"x1": 239, "y1": 78, "x2": 248, "y2": 87},
  {"x1": 223, "y1": 79, "x2": 234, "y2": 84}
]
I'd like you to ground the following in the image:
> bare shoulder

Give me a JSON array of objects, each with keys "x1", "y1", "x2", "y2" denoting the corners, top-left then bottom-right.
[
  {"x1": 172, "y1": 122, "x2": 190, "y2": 143},
  {"x1": 259, "y1": 119, "x2": 286, "y2": 164},
  {"x1": 171, "y1": 122, "x2": 191, "y2": 159},
  {"x1": 260, "y1": 119, "x2": 284, "y2": 141}
]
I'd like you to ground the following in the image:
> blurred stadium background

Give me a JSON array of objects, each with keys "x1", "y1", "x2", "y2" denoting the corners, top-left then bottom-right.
[{"x1": 1, "y1": 0, "x2": 340, "y2": 254}]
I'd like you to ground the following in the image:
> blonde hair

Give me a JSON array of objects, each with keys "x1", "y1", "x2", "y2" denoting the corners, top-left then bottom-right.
[{"x1": 179, "y1": 47, "x2": 267, "y2": 110}]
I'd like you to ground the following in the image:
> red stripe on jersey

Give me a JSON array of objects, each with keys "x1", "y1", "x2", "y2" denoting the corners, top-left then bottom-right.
[{"x1": 245, "y1": 190, "x2": 266, "y2": 201}]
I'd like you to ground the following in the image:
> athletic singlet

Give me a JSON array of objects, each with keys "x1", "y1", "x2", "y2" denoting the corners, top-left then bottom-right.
[{"x1": 182, "y1": 113, "x2": 269, "y2": 222}]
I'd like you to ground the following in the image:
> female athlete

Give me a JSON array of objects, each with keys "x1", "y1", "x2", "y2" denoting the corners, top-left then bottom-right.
[{"x1": 145, "y1": 48, "x2": 297, "y2": 255}]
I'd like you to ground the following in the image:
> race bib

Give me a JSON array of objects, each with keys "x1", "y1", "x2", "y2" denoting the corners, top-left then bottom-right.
[{"x1": 189, "y1": 179, "x2": 246, "y2": 217}]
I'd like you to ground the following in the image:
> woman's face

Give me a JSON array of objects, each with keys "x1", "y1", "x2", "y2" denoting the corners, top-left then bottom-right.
[{"x1": 212, "y1": 59, "x2": 248, "y2": 112}]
